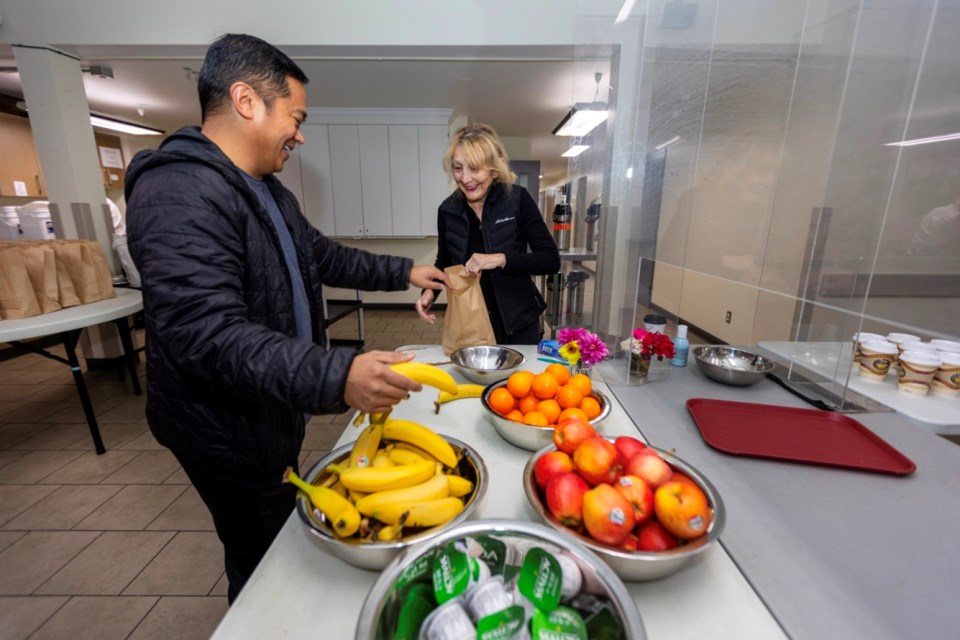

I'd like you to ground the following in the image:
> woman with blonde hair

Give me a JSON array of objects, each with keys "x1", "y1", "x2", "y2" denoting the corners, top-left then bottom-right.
[{"x1": 415, "y1": 123, "x2": 559, "y2": 344}]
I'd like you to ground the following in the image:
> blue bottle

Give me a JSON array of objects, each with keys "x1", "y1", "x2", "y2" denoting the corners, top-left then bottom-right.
[{"x1": 672, "y1": 325, "x2": 689, "y2": 367}]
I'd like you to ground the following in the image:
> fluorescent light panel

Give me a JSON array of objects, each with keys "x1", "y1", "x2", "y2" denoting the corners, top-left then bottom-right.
[
  {"x1": 561, "y1": 145, "x2": 590, "y2": 158},
  {"x1": 654, "y1": 136, "x2": 682, "y2": 150},
  {"x1": 90, "y1": 114, "x2": 164, "y2": 136},
  {"x1": 615, "y1": 0, "x2": 637, "y2": 24},
  {"x1": 884, "y1": 131, "x2": 960, "y2": 147},
  {"x1": 553, "y1": 108, "x2": 609, "y2": 137}
]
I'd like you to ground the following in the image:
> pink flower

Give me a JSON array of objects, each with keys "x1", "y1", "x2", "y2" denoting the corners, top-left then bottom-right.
[{"x1": 579, "y1": 333, "x2": 609, "y2": 368}]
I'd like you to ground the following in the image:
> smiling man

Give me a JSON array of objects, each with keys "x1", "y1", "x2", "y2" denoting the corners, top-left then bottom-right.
[{"x1": 125, "y1": 34, "x2": 450, "y2": 603}]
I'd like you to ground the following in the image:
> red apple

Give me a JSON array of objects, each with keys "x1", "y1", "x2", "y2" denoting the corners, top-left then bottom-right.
[
  {"x1": 545, "y1": 472, "x2": 590, "y2": 528},
  {"x1": 614, "y1": 435, "x2": 648, "y2": 462},
  {"x1": 620, "y1": 534, "x2": 639, "y2": 552},
  {"x1": 553, "y1": 418, "x2": 597, "y2": 455},
  {"x1": 614, "y1": 475, "x2": 655, "y2": 526},
  {"x1": 534, "y1": 450, "x2": 574, "y2": 490},
  {"x1": 654, "y1": 479, "x2": 712, "y2": 540},
  {"x1": 636, "y1": 521, "x2": 679, "y2": 551},
  {"x1": 582, "y1": 483, "x2": 636, "y2": 546},
  {"x1": 624, "y1": 450, "x2": 673, "y2": 489},
  {"x1": 573, "y1": 437, "x2": 623, "y2": 486}
]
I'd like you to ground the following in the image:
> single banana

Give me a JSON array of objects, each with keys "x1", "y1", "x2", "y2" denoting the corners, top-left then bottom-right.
[
  {"x1": 283, "y1": 467, "x2": 360, "y2": 538},
  {"x1": 390, "y1": 362, "x2": 458, "y2": 395},
  {"x1": 376, "y1": 519, "x2": 406, "y2": 542},
  {"x1": 434, "y1": 383, "x2": 486, "y2": 413},
  {"x1": 371, "y1": 450, "x2": 394, "y2": 468},
  {"x1": 328, "y1": 459, "x2": 436, "y2": 493},
  {"x1": 383, "y1": 419, "x2": 458, "y2": 468},
  {"x1": 371, "y1": 496, "x2": 465, "y2": 527},
  {"x1": 387, "y1": 447, "x2": 425, "y2": 466},
  {"x1": 392, "y1": 441, "x2": 438, "y2": 464},
  {"x1": 349, "y1": 422, "x2": 383, "y2": 469},
  {"x1": 354, "y1": 467, "x2": 450, "y2": 517},
  {"x1": 446, "y1": 474, "x2": 473, "y2": 498}
]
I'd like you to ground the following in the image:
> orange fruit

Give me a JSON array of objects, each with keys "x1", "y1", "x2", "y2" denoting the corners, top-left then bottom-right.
[
  {"x1": 522, "y1": 411, "x2": 549, "y2": 426},
  {"x1": 568, "y1": 373, "x2": 592, "y2": 397},
  {"x1": 536, "y1": 399, "x2": 562, "y2": 425},
  {"x1": 580, "y1": 396, "x2": 602, "y2": 420},
  {"x1": 505, "y1": 409, "x2": 524, "y2": 423},
  {"x1": 518, "y1": 394, "x2": 540, "y2": 415},
  {"x1": 544, "y1": 363, "x2": 570, "y2": 386},
  {"x1": 531, "y1": 372, "x2": 559, "y2": 400},
  {"x1": 556, "y1": 384, "x2": 584, "y2": 409},
  {"x1": 489, "y1": 387, "x2": 516, "y2": 416},
  {"x1": 506, "y1": 371, "x2": 535, "y2": 399},
  {"x1": 558, "y1": 407, "x2": 590, "y2": 424}
]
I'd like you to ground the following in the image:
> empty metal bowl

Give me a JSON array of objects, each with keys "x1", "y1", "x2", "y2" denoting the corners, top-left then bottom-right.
[
  {"x1": 480, "y1": 380, "x2": 611, "y2": 451},
  {"x1": 523, "y1": 442, "x2": 726, "y2": 582},
  {"x1": 450, "y1": 345, "x2": 526, "y2": 384},
  {"x1": 693, "y1": 346, "x2": 775, "y2": 386},
  {"x1": 295, "y1": 435, "x2": 488, "y2": 570}
]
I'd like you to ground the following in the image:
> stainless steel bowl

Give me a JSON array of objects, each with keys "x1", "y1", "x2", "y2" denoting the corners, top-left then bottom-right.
[
  {"x1": 450, "y1": 345, "x2": 526, "y2": 384},
  {"x1": 295, "y1": 435, "x2": 488, "y2": 570},
  {"x1": 356, "y1": 519, "x2": 647, "y2": 639},
  {"x1": 523, "y1": 442, "x2": 726, "y2": 582},
  {"x1": 480, "y1": 381, "x2": 612, "y2": 451},
  {"x1": 693, "y1": 346, "x2": 775, "y2": 386}
]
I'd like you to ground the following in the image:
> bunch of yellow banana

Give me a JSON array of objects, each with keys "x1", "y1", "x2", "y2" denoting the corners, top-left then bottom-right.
[
  {"x1": 352, "y1": 362, "x2": 459, "y2": 427},
  {"x1": 433, "y1": 383, "x2": 486, "y2": 414},
  {"x1": 292, "y1": 418, "x2": 474, "y2": 543}
]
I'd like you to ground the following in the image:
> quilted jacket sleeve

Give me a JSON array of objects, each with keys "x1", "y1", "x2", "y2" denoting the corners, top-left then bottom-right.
[{"x1": 501, "y1": 187, "x2": 561, "y2": 276}]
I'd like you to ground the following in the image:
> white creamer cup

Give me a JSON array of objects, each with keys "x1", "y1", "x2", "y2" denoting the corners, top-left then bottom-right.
[
  {"x1": 887, "y1": 333, "x2": 921, "y2": 357},
  {"x1": 858, "y1": 340, "x2": 898, "y2": 382},
  {"x1": 931, "y1": 351, "x2": 960, "y2": 398},
  {"x1": 852, "y1": 332, "x2": 884, "y2": 364},
  {"x1": 904, "y1": 341, "x2": 938, "y2": 354},
  {"x1": 930, "y1": 339, "x2": 960, "y2": 354},
  {"x1": 897, "y1": 350, "x2": 941, "y2": 397}
]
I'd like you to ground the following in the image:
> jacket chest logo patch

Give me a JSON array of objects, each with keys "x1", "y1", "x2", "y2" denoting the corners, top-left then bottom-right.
[{"x1": 493, "y1": 216, "x2": 515, "y2": 225}]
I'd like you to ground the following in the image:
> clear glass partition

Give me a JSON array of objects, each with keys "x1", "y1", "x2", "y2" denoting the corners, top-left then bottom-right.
[{"x1": 565, "y1": 0, "x2": 959, "y2": 421}]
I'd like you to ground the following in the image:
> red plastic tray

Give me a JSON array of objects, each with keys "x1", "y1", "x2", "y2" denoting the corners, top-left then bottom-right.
[{"x1": 686, "y1": 398, "x2": 916, "y2": 475}]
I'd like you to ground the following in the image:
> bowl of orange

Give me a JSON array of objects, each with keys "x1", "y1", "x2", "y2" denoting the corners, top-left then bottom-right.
[{"x1": 480, "y1": 364, "x2": 611, "y2": 450}]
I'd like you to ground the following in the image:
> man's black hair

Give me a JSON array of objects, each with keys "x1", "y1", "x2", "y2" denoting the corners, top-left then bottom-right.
[{"x1": 198, "y1": 33, "x2": 309, "y2": 121}]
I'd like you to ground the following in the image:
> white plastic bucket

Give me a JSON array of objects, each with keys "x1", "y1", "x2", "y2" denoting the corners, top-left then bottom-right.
[
  {"x1": 18, "y1": 201, "x2": 55, "y2": 240},
  {"x1": 0, "y1": 205, "x2": 20, "y2": 240}
]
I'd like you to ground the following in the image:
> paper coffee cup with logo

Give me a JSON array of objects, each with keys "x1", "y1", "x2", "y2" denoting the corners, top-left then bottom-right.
[
  {"x1": 858, "y1": 340, "x2": 898, "y2": 382},
  {"x1": 931, "y1": 350, "x2": 960, "y2": 398},
  {"x1": 931, "y1": 339, "x2": 960, "y2": 354},
  {"x1": 886, "y1": 333, "x2": 921, "y2": 356},
  {"x1": 852, "y1": 332, "x2": 884, "y2": 364},
  {"x1": 897, "y1": 350, "x2": 941, "y2": 396}
]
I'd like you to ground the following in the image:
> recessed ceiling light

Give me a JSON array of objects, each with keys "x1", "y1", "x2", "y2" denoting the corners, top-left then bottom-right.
[{"x1": 561, "y1": 145, "x2": 590, "y2": 158}]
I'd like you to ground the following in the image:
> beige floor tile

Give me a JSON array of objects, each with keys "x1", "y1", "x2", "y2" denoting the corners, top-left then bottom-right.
[
  {"x1": 209, "y1": 572, "x2": 228, "y2": 596},
  {"x1": 0, "y1": 530, "x2": 26, "y2": 552},
  {"x1": 127, "y1": 595, "x2": 228, "y2": 640},
  {"x1": 44, "y1": 449, "x2": 141, "y2": 484},
  {"x1": 299, "y1": 450, "x2": 328, "y2": 471},
  {"x1": 117, "y1": 429, "x2": 167, "y2": 450},
  {"x1": 124, "y1": 532, "x2": 223, "y2": 596},
  {"x1": 0, "y1": 450, "x2": 84, "y2": 484},
  {"x1": 75, "y1": 485, "x2": 187, "y2": 531},
  {"x1": 0, "y1": 531, "x2": 100, "y2": 594},
  {"x1": 1, "y1": 401, "x2": 76, "y2": 424},
  {"x1": 14, "y1": 424, "x2": 90, "y2": 450},
  {"x1": 20, "y1": 383, "x2": 86, "y2": 403},
  {"x1": 36, "y1": 530, "x2": 174, "y2": 595},
  {"x1": 162, "y1": 466, "x2": 191, "y2": 484},
  {"x1": 0, "y1": 485, "x2": 59, "y2": 526},
  {"x1": 0, "y1": 449, "x2": 29, "y2": 469},
  {"x1": 100, "y1": 450, "x2": 180, "y2": 484},
  {"x1": 0, "y1": 595, "x2": 69, "y2": 640},
  {"x1": 70, "y1": 423, "x2": 151, "y2": 450},
  {"x1": 2, "y1": 485, "x2": 121, "y2": 531},
  {"x1": 146, "y1": 486, "x2": 215, "y2": 531},
  {"x1": 94, "y1": 399, "x2": 147, "y2": 424},
  {"x1": 30, "y1": 595, "x2": 157, "y2": 640},
  {"x1": 302, "y1": 421, "x2": 346, "y2": 450},
  {"x1": 0, "y1": 423, "x2": 56, "y2": 448},
  {"x1": 0, "y1": 384, "x2": 45, "y2": 402}
]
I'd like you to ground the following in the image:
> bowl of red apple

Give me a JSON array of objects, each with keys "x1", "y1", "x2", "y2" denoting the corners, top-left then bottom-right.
[{"x1": 521, "y1": 419, "x2": 725, "y2": 581}]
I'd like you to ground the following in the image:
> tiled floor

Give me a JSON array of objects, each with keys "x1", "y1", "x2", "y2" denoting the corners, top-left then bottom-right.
[{"x1": 0, "y1": 308, "x2": 443, "y2": 640}]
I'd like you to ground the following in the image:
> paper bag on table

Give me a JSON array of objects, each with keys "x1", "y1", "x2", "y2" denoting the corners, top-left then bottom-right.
[
  {"x1": 51, "y1": 240, "x2": 115, "y2": 304},
  {"x1": 17, "y1": 241, "x2": 61, "y2": 313},
  {"x1": 82, "y1": 241, "x2": 116, "y2": 301},
  {"x1": 441, "y1": 265, "x2": 496, "y2": 356},
  {"x1": 0, "y1": 242, "x2": 41, "y2": 319}
]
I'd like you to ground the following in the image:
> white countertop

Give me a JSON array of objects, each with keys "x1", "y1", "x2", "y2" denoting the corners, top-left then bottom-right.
[{"x1": 211, "y1": 345, "x2": 785, "y2": 640}]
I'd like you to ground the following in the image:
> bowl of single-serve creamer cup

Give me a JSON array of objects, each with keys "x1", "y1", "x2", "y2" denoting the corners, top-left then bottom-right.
[
  {"x1": 355, "y1": 519, "x2": 646, "y2": 640},
  {"x1": 930, "y1": 350, "x2": 960, "y2": 398},
  {"x1": 858, "y1": 340, "x2": 898, "y2": 381},
  {"x1": 897, "y1": 350, "x2": 941, "y2": 396}
]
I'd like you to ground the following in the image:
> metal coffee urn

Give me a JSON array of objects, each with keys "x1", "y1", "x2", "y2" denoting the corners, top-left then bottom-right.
[
  {"x1": 545, "y1": 272, "x2": 565, "y2": 321},
  {"x1": 552, "y1": 202, "x2": 572, "y2": 252},
  {"x1": 584, "y1": 200, "x2": 601, "y2": 252},
  {"x1": 565, "y1": 270, "x2": 590, "y2": 320}
]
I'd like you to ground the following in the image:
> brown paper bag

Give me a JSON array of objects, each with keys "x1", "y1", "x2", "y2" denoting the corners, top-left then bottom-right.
[
  {"x1": 18, "y1": 242, "x2": 61, "y2": 313},
  {"x1": 0, "y1": 243, "x2": 41, "y2": 319},
  {"x1": 50, "y1": 240, "x2": 114, "y2": 304},
  {"x1": 53, "y1": 246, "x2": 81, "y2": 308},
  {"x1": 441, "y1": 265, "x2": 496, "y2": 356},
  {"x1": 82, "y1": 241, "x2": 116, "y2": 301}
]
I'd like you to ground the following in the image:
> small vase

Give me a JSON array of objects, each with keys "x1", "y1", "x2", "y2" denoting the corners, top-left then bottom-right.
[
  {"x1": 630, "y1": 353, "x2": 651, "y2": 378},
  {"x1": 570, "y1": 362, "x2": 591, "y2": 378}
]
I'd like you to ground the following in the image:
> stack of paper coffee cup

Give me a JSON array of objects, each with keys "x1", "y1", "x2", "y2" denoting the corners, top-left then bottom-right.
[
  {"x1": 858, "y1": 340, "x2": 898, "y2": 382},
  {"x1": 897, "y1": 350, "x2": 941, "y2": 396}
]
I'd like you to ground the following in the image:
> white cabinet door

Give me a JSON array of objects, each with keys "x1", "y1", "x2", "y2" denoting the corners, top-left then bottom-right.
[
  {"x1": 275, "y1": 145, "x2": 304, "y2": 213},
  {"x1": 358, "y1": 125, "x2": 393, "y2": 236},
  {"x1": 298, "y1": 124, "x2": 335, "y2": 236},
  {"x1": 418, "y1": 125, "x2": 450, "y2": 236},
  {"x1": 388, "y1": 125, "x2": 422, "y2": 236},
  {"x1": 328, "y1": 125, "x2": 364, "y2": 237}
]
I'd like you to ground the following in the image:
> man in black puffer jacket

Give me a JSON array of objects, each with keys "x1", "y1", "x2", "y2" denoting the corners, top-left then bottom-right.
[{"x1": 125, "y1": 34, "x2": 449, "y2": 603}]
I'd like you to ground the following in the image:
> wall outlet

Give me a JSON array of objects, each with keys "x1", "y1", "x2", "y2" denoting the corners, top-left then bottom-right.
[{"x1": 725, "y1": 310, "x2": 732, "y2": 324}]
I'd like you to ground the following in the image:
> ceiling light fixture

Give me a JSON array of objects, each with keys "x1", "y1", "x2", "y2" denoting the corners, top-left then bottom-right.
[
  {"x1": 654, "y1": 135, "x2": 682, "y2": 150},
  {"x1": 884, "y1": 131, "x2": 960, "y2": 147},
  {"x1": 90, "y1": 114, "x2": 164, "y2": 136},
  {"x1": 553, "y1": 72, "x2": 608, "y2": 137},
  {"x1": 561, "y1": 145, "x2": 590, "y2": 158},
  {"x1": 615, "y1": 0, "x2": 637, "y2": 24}
]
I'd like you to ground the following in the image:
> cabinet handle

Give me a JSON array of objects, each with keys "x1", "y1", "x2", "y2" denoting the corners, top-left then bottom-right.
[{"x1": 34, "y1": 174, "x2": 43, "y2": 195}]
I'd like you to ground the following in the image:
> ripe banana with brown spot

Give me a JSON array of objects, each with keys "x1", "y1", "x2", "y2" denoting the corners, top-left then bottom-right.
[
  {"x1": 390, "y1": 362, "x2": 458, "y2": 395},
  {"x1": 383, "y1": 419, "x2": 458, "y2": 468},
  {"x1": 371, "y1": 496, "x2": 465, "y2": 527},
  {"x1": 354, "y1": 466, "x2": 450, "y2": 517},
  {"x1": 446, "y1": 475, "x2": 473, "y2": 498},
  {"x1": 283, "y1": 467, "x2": 360, "y2": 538},
  {"x1": 328, "y1": 459, "x2": 436, "y2": 493},
  {"x1": 434, "y1": 383, "x2": 486, "y2": 413},
  {"x1": 388, "y1": 447, "x2": 427, "y2": 466}
]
